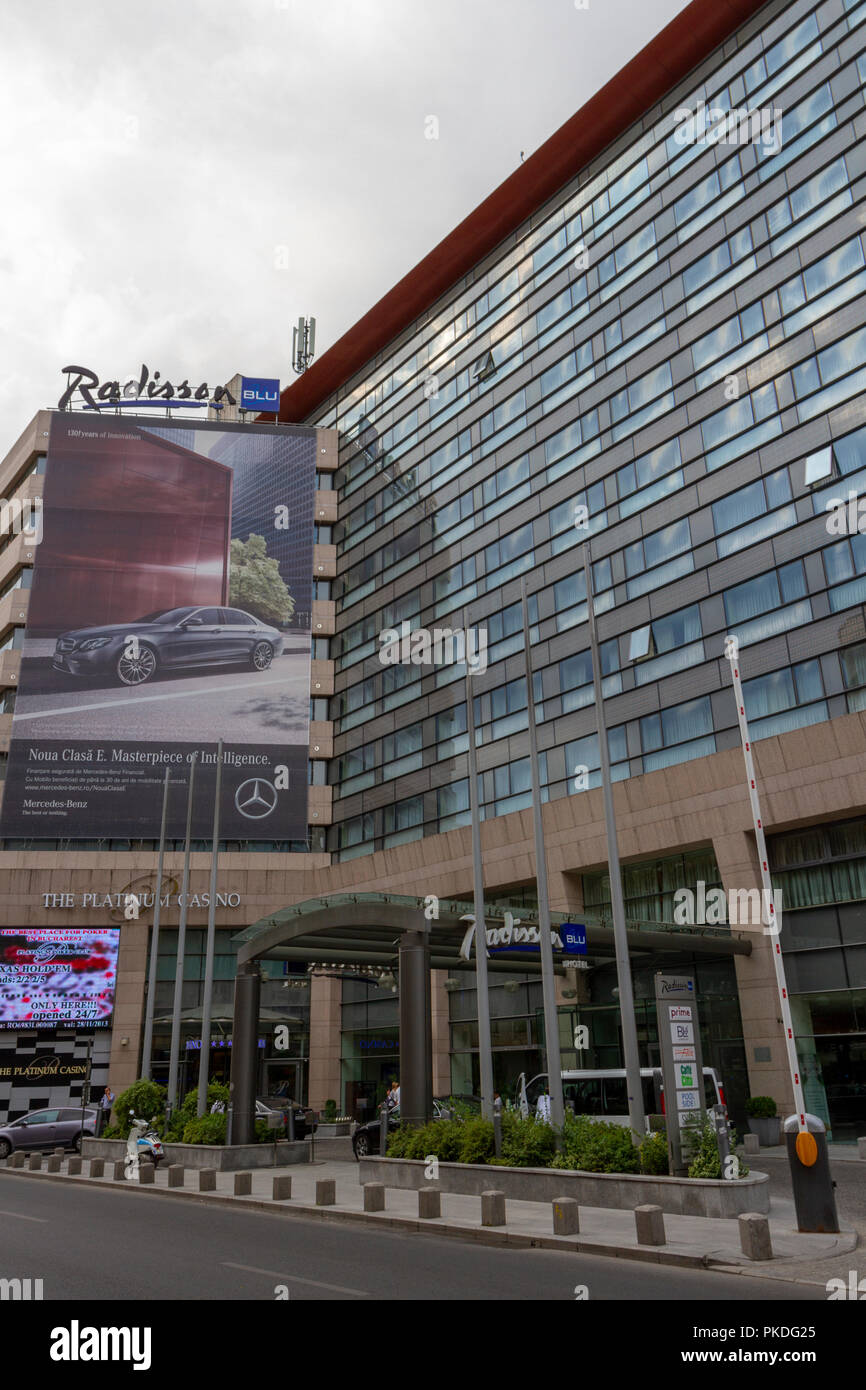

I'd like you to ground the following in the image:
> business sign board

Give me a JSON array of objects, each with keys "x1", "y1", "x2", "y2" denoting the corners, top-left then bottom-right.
[
  {"x1": 240, "y1": 377, "x2": 280, "y2": 413},
  {"x1": 0, "y1": 413, "x2": 316, "y2": 840},
  {"x1": 654, "y1": 973, "x2": 707, "y2": 1176},
  {"x1": 0, "y1": 928, "x2": 120, "y2": 1030}
]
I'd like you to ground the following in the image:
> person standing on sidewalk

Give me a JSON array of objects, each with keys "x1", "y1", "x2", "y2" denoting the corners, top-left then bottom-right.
[{"x1": 98, "y1": 1085, "x2": 114, "y2": 1135}]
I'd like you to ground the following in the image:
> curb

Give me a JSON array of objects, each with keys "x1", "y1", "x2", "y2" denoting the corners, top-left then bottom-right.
[{"x1": 0, "y1": 1165, "x2": 708, "y2": 1267}]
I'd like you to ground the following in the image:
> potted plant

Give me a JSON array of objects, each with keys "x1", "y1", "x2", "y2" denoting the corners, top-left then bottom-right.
[{"x1": 745, "y1": 1095, "x2": 781, "y2": 1146}]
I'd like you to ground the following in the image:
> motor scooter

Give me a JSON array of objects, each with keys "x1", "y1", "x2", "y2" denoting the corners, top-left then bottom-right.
[{"x1": 124, "y1": 1112, "x2": 165, "y2": 1180}]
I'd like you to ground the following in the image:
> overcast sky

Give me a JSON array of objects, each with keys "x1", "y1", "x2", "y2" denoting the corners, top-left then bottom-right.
[{"x1": 0, "y1": 0, "x2": 689, "y2": 439}]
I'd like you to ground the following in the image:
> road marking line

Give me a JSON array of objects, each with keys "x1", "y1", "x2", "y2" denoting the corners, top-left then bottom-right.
[
  {"x1": 0, "y1": 1209, "x2": 48, "y2": 1222},
  {"x1": 222, "y1": 1261, "x2": 369, "y2": 1297},
  {"x1": 14, "y1": 678, "x2": 300, "y2": 721}
]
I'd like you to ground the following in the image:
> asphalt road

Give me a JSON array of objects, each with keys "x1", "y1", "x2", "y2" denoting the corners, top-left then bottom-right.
[
  {"x1": 0, "y1": 1173, "x2": 826, "y2": 1303},
  {"x1": 11, "y1": 654, "x2": 309, "y2": 742}
]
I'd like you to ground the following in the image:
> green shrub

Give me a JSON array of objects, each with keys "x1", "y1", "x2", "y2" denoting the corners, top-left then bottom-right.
[
  {"x1": 552, "y1": 1115, "x2": 641, "y2": 1174},
  {"x1": 500, "y1": 1113, "x2": 557, "y2": 1168},
  {"x1": 102, "y1": 1124, "x2": 121, "y2": 1139},
  {"x1": 323, "y1": 1099, "x2": 337, "y2": 1122},
  {"x1": 113, "y1": 1080, "x2": 167, "y2": 1138},
  {"x1": 745, "y1": 1095, "x2": 777, "y2": 1118},
  {"x1": 386, "y1": 1124, "x2": 413, "y2": 1158},
  {"x1": 182, "y1": 1113, "x2": 227, "y2": 1145},
  {"x1": 639, "y1": 1130, "x2": 669, "y2": 1175},
  {"x1": 457, "y1": 1116, "x2": 495, "y2": 1165}
]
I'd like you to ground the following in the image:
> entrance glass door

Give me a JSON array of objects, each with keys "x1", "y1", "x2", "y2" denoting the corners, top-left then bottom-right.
[{"x1": 815, "y1": 1034, "x2": 866, "y2": 1142}]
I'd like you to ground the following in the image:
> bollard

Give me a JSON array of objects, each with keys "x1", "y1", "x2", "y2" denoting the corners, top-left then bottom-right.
[
  {"x1": 739, "y1": 1212, "x2": 773, "y2": 1261},
  {"x1": 784, "y1": 1114, "x2": 839, "y2": 1233},
  {"x1": 858, "y1": 1137, "x2": 866, "y2": 1161},
  {"x1": 139, "y1": 1163, "x2": 154, "y2": 1184},
  {"x1": 418, "y1": 1188, "x2": 441, "y2": 1220},
  {"x1": 46, "y1": 1155, "x2": 61, "y2": 1173},
  {"x1": 11, "y1": 1151, "x2": 25, "y2": 1168},
  {"x1": 634, "y1": 1204, "x2": 666, "y2": 1246},
  {"x1": 28, "y1": 1153, "x2": 42, "y2": 1171},
  {"x1": 744, "y1": 1132, "x2": 760, "y2": 1156},
  {"x1": 68, "y1": 1156, "x2": 82, "y2": 1176},
  {"x1": 53, "y1": 1147, "x2": 65, "y2": 1157},
  {"x1": 481, "y1": 1190, "x2": 506, "y2": 1227},
  {"x1": 167, "y1": 1165, "x2": 184, "y2": 1189},
  {"x1": 272, "y1": 1173, "x2": 292, "y2": 1201},
  {"x1": 234, "y1": 1171, "x2": 252, "y2": 1196},
  {"x1": 379, "y1": 1106, "x2": 389, "y2": 1157},
  {"x1": 363, "y1": 1182, "x2": 385, "y2": 1212},
  {"x1": 552, "y1": 1196, "x2": 580, "y2": 1236},
  {"x1": 199, "y1": 1168, "x2": 217, "y2": 1192},
  {"x1": 316, "y1": 1178, "x2": 336, "y2": 1206},
  {"x1": 111, "y1": 1160, "x2": 125, "y2": 1181},
  {"x1": 90, "y1": 1158, "x2": 104, "y2": 1177}
]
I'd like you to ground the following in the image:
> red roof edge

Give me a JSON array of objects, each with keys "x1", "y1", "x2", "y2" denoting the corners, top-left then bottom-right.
[{"x1": 277, "y1": 0, "x2": 768, "y2": 424}]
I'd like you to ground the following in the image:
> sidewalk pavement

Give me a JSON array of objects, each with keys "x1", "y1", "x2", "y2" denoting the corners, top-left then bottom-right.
[{"x1": 1, "y1": 1154, "x2": 857, "y2": 1285}]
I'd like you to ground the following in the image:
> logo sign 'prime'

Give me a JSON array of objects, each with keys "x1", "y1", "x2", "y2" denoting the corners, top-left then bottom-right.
[{"x1": 240, "y1": 377, "x2": 280, "y2": 412}]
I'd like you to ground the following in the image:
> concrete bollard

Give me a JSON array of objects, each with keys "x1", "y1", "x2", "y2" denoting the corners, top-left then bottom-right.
[
  {"x1": 316, "y1": 1178, "x2": 336, "y2": 1206},
  {"x1": 199, "y1": 1169, "x2": 217, "y2": 1192},
  {"x1": 89, "y1": 1158, "x2": 104, "y2": 1177},
  {"x1": 53, "y1": 1147, "x2": 65, "y2": 1157},
  {"x1": 363, "y1": 1182, "x2": 385, "y2": 1212},
  {"x1": 272, "y1": 1174, "x2": 292, "y2": 1201},
  {"x1": 739, "y1": 1212, "x2": 773, "y2": 1261},
  {"x1": 481, "y1": 1190, "x2": 506, "y2": 1227},
  {"x1": 111, "y1": 1160, "x2": 125, "y2": 1181},
  {"x1": 67, "y1": 1156, "x2": 82, "y2": 1176},
  {"x1": 552, "y1": 1196, "x2": 580, "y2": 1236},
  {"x1": 233, "y1": 1171, "x2": 252, "y2": 1196},
  {"x1": 857, "y1": 1137, "x2": 866, "y2": 1160},
  {"x1": 138, "y1": 1163, "x2": 154, "y2": 1184},
  {"x1": 744, "y1": 1133, "x2": 761, "y2": 1156},
  {"x1": 167, "y1": 1165, "x2": 185, "y2": 1189},
  {"x1": 28, "y1": 1153, "x2": 42, "y2": 1171},
  {"x1": 46, "y1": 1155, "x2": 62, "y2": 1173},
  {"x1": 418, "y1": 1187, "x2": 441, "y2": 1220},
  {"x1": 635, "y1": 1204, "x2": 666, "y2": 1246},
  {"x1": 10, "y1": 1151, "x2": 26, "y2": 1168}
]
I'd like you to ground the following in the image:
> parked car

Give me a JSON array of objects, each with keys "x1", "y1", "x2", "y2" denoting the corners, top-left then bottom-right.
[
  {"x1": 52, "y1": 606, "x2": 284, "y2": 686},
  {"x1": 0, "y1": 1105, "x2": 98, "y2": 1158},
  {"x1": 351, "y1": 1096, "x2": 480, "y2": 1159},
  {"x1": 255, "y1": 1097, "x2": 317, "y2": 1140}
]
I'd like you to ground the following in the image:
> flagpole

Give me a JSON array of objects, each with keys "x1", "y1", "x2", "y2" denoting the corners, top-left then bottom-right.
[
  {"x1": 465, "y1": 673, "x2": 495, "y2": 1121},
  {"x1": 167, "y1": 753, "x2": 197, "y2": 1116},
  {"x1": 140, "y1": 767, "x2": 171, "y2": 1080},
  {"x1": 197, "y1": 743, "x2": 223, "y2": 1117}
]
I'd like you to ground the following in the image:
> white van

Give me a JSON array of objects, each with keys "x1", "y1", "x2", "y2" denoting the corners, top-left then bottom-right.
[{"x1": 517, "y1": 1067, "x2": 728, "y2": 1131}]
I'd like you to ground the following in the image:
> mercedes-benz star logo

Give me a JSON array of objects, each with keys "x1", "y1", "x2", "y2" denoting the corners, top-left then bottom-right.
[{"x1": 234, "y1": 778, "x2": 279, "y2": 819}]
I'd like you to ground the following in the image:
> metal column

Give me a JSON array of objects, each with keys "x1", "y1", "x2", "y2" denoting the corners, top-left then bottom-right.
[
  {"x1": 230, "y1": 964, "x2": 261, "y2": 1146},
  {"x1": 465, "y1": 673, "x2": 495, "y2": 1122},
  {"x1": 398, "y1": 930, "x2": 433, "y2": 1127}
]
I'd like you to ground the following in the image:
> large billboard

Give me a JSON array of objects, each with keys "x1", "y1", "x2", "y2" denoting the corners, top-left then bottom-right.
[
  {"x1": 0, "y1": 414, "x2": 316, "y2": 840},
  {"x1": 0, "y1": 928, "x2": 120, "y2": 1029}
]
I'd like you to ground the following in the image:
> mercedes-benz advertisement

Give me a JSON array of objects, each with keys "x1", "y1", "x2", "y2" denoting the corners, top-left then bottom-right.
[{"x1": 0, "y1": 413, "x2": 317, "y2": 840}]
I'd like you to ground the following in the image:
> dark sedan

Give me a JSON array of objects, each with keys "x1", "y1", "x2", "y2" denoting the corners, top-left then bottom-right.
[
  {"x1": 0, "y1": 1106, "x2": 97, "y2": 1158},
  {"x1": 255, "y1": 1097, "x2": 317, "y2": 1140},
  {"x1": 52, "y1": 606, "x2": 284, "y2": 687},
  {"x1": 351, "y1": 1097, "x2": 481, "y2": 1158}
]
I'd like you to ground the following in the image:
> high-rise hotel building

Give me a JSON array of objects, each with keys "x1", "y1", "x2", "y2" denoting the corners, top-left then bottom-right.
[{"x1": 1, "y1": 0, "x2": 865, "y2": 1138}]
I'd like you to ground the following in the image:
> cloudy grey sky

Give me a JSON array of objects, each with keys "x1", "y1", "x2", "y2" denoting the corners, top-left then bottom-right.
[{"x1": 1, "y1": 0, "x2": 688, "y2": 438}]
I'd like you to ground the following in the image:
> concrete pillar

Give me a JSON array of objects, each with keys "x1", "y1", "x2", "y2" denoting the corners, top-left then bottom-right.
[
  {"x1": 28, "y1": 1153, "x2": 41, "y2": 1171},
  {"x1": 430, "y1": 969, "x2": 452, "y2": 1097},
  {"x1": 53, "y1": 1147, "x2": 65, "y2": 1157},
  {"x1": 634, "y1": 1204, "x2": 665, "y2": 1246},
  {"x1": 316, "y1": 1178, "x2": 336, "y2": 1206},
  {"x1": 167, "y1": 1165, "x2": 185, "y2": 1188},
  {"x1": 857, "y1": 1137, "x2": 866, "y2": 1160},
  {"x1": 10, "y1": 1151, "x2": 25, "y2": 1168},
  {"x1": 308, "y1": 971, "x2": 343, "y2": 1113},
  {"x1": 739, "y1": 1212, "x2": 773, "y2": 1261},
  {"x1": 111, "y1": 1160, "x2": 125, "y2": 1180},
  {"x1": 418, "y1": 1187, "x2": 441, "y2": 1219},
  {"x1": 233, "y1": 1171, "x2": 252, "y2": 1196},
  {"x1": 199, "y1": 1168, "x2": 217, "y2": 1192},
  {"x1": 90, "y1": 1158, "x2": 104, "y2": 1177},
  {"x1": 481, "y1": 1190, "x2": 506, "y2": 1227},
  {"x1": 139, "y1": 1163, "x2": 154, "y2": 1184},
  {"x1": 363, "y1": 1182, "x2": 385, "y2": 1212},
  {"x1": 68, "y1": 1157, "x2": 82, "y2": 1175},
  {"x1": 46, "y1": 1155, "x2": 61, "y2": 1173},
  {"x1": 230, "y1": 963, "x2": 261, "y2": 1146},
  {"x1": 399, "y1": 930, "x2": 433, "y2": 1127},
  {"x1": 552, "y1": 1197, "x2": 580, "y2": 1235},
  {"x1": 744, "y1": 1132, "x2": 760, "y2": 1155},
  {"x1": 273, "y1": 1174, "x2": 292, "y2": 1201}
]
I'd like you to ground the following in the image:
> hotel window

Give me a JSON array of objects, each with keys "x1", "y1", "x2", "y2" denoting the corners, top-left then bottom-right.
[
  {"x1": 534, "y1": 280, "x2": 588, "y2": 350},
  {"x1": 473, "y1": 674, "x2": 540, "y2": 744},
  {"x1": 478, "y1": 389, "x2": 528, "y2": 459},
  {"x1": 700, "y1": 382, "x2": 781, "y2": 472},
  {"x1": 553, "y1": 560, "x2": 614, "y2": 632},
  {"x1": 711, "y1": 469, "x2": 794, "y2": 557},
  {"x1": 631, "y1": 605, "x2": 703, "y2": 686},
  {"x1": 743, "y1": 12, "x2": 820, "y2": 95},
  {"x1": 476, "y1": 268, "x2": 521, "y2": 331},
  {"x1": 598, "y1": 221, "x2": 657, "y2": 299},
  {"x1": 484, "y1": 523, "x2": 534, "y2": 589},
  {"x1": 779, "y1": 238, "x2": 866, "y2": 340},
  {"x1": 482, "y1": 755, "x2": 545, "y2": 817},
  {"x1": 674, "y1": 155, "x2": 743, "y2": 243},
  {"x1": 683, "y1": 227, "x2": 755, "y2": 314},
  {"x1": 384, "y1": 795, "x2": 425, "y2": 848},
  {"x1": 741, "y1": 661, "x2": 827, "y2": 740},
  {"x1": 543, "y1": 408, "x2": 601, "y2": 483},
  {"x1": 564, "y1": 728, "x2": 628, "y2": 793},
  {"x1": 432, "y1": 490, "x2": 474, "y2": 547},
  {"x1": 539, "y1": 342, "x2": 594, "y2": 413},
  {"x1": 382, "y1": 723, "x2": 423, "y2": 781},
  {"x1": 768, "y1": 158, "x2": 852, "y2": 257},
  {"x1": 624, "y1": 517, "x2": 692, "y2": 599},
  {"x1": 333, "y1": 813, "x2": 375, "y2": 860},
  {"x1": 436, "y1": 705, "x2": 468, "y2": 758},
  {"x1": 640, "y1": 696, "x2": 715, "y2": 773},
  {"x1": 603, "y1": 292, "x2": 666, "y2": 371},
  {"x1": 0, "y1": 689, "x2": 16, "y2": 716},
  {"x1": 434, "y1": 557, "x2": 477, "y2": 615},
  {"x1": 481, "y1": 455, "x2": 531, "y2": 523},
  {"x1": 438, "y1": 778, "x2": 469, "y2": 832},
  {"x1": 334, "y1": 676, "x2": 377, "y2": 730},
  {"x1": 723, "y1": 561, "x2": 810, "y2": 645},
  {"x1": 841, "y1": 643, "x2": 866, "y2": 711},
  {"x1": 610, "y1": 362, "x2": 674, "y2": 443},
  {"x1": 691, "y1": 302, "x2": 767, "y2": 390},
  {"x1": 427, "y1": 430, "x2": 472, "y2": 487},
  {"x1": 311, "y1": 697, "x2": 329, "y2": 721},
  {"x1": 486, "y1": 598, "x2": 537, "y2": 665},
  {"x1": 755, "y1": 83, "x2": 835, "y2": 183},
  {"x1": 312, "y1": 638, "x2": 330, "y2": 660},
  {"x1": 382, "y1": 662, "x2": 422, "y2": 712},
  {"x1": 823, "y1": 534, "x2": 866, "y2": 613},
  {"x1": 793, "y1": 326, "x2": 866, "y2": 424},
  {"x1": 549, "y1": 481, "x2": 606, "y2": 554},
  {"x1": 333, "y1": 745, "x2": 376, "y2": 796},
  {"x1": 616, "y1": 438, "x2": 682, "y2": 518}
]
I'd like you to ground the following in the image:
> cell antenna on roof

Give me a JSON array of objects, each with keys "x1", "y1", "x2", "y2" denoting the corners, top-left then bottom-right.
[{"x1": 292, "y1": 316, "x2": 317, "y2": 375}]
